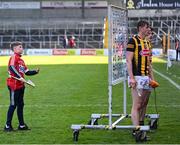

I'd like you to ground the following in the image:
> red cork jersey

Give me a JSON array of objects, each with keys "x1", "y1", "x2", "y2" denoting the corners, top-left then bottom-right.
[{"x1": 7, "y1": 53, "x2": 28, "y2": 90}]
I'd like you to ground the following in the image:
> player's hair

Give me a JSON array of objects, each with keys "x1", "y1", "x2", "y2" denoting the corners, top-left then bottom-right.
[
  {"x1": 150, "y1": 27, "x2": 155, "y2": 35},
  {"x1": 137, "y1": 20, "x2": 149, "y2": 31},
  {"x1": 150, "y1": 27, "x2": 153, "y2": 31},
  {"x1": 10, "y1": 41, "x2": 22, "y2": 50}
]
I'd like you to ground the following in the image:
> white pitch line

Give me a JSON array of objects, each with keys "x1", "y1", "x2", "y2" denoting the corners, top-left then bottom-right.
[
  {"x1": 0, "y1": 104, "x2": 180, "y2": 108},
  {"x1": 153, "y1": 69, "x2": 180, "y2": 90}
]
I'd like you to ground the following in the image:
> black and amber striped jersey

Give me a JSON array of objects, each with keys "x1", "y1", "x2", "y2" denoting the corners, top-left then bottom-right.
[
  {"x1": 126, "y1": 35, "x2": 152, "y2": 76},
  {"x1": 146, "y1": 40, "x2": 153, "y2": 63}
]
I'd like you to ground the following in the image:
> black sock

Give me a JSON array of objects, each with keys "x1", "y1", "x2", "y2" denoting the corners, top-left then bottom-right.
[{"x1": 139, "y1": 121, "x2": 144, "y2": 125}]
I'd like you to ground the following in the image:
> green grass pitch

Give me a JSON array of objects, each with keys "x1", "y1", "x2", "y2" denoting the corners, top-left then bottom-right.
[{"x1": 0, "y1": 56, "x2": 179, "y2": 144}]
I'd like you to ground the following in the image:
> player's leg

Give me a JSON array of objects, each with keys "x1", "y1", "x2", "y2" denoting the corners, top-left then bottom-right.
[
  {"x1": 176, "y1": 49, "x2": 178, "y2": 61},
  {"x1": 131, "y1": 88, "x2": 144, "y2": 126},
  {"x1": 131, "y1": 88, "x2": 150, "y2": 142},
  {"x1": 4, "y1": 87, "x2": 17, "y2": 131},
  {"x1": 131, "y1": 88, "x2": 147, "y2": 140},
  {"x1": 17, "y1": 87, "x2": 29, "y2": 130},
  {"x1": 139, "y1": 90, "x2": 151, "y2": 125},
  {"x1": 17, "y1": 87, "x2": 25, "y2": 126}
]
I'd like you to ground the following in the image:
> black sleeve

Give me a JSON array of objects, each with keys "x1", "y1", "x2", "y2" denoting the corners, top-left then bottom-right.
[
  {"x1": 9, "y1": 65, "x2": 21, "y2": 78},
  {"x1": 126, "y1": 37, "x2": 135, "y2": 52},
  {"x1": 25, "y1": 70, "x2": 38, "y2": 76}
]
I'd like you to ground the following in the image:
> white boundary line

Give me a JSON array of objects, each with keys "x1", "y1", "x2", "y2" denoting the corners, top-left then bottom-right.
[
  {"x1": 0, "y1": 104, "x2": 180, "y2": 108},
  {"x1": 153, "y1": 69, "x2": 180, "y2": 90}
]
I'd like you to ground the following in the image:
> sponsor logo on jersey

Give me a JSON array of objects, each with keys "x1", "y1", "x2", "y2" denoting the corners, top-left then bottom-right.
[{"x1": 139, "y1": 49, "x2": 150, "y2": 56}]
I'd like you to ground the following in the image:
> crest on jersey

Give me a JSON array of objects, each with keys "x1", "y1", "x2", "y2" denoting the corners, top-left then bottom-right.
[{"x1": 19, "y1": 65, "x2": 25, "y2": 73}]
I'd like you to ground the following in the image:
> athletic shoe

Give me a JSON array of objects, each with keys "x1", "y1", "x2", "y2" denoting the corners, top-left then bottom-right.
[
  {"x1": 132, "y1": 129, "x2": 136, "y2": 136},
  {"x1": 132, "y1": 126, "x2": 140, "y2": 137},
  {"x1": 18, "y1": 124, "x2": 30, "y2": 130},
  {"x1": 134, "y1": 130, "x2": 149, "y2": 142},
  {"x1": 4, "y1": 124, "x2": 14, "y2": 132}
]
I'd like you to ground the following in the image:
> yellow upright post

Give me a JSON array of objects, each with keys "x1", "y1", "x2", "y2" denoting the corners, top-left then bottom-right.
[
  {"x1": 103, "y1": 17, "x2": 109, "y2": 49},
  {"x1": 162, "y1": 34, "x2": 166, "y2": 54},
  {"x1": 167, "y1": 31, "x2": 171, "y2": 52}
]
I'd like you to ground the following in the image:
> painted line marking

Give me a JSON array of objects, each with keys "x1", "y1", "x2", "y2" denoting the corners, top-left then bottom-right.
[
  {"x1": 0, "y1": 104, "x2": 180, "y2": 108},
  {"x1": 153, "y1": 69, "x2": 180, "y2": 90}
]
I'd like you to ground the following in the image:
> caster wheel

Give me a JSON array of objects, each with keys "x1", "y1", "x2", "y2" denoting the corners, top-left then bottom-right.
[
  {"x1": 73, "y1": 130, "x2": 79, "y2": 142},
  {"x1": 135, "y1": 131, "x2": 148, "y2": 142},
  {"x1": 149, "y1": 119, "x2": 158, "y2": 130}
]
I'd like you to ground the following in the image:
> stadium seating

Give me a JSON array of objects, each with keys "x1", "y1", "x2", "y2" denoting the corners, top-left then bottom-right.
[
  {"x1": 0, "y1": 1, "x2": 180, "y2": 50},
  {"x1": 0, "y1": 18, "x2": 104, "y2": 49},
  {"x1": 0, "y1": 4, "x2": 105, "y2": 49}
]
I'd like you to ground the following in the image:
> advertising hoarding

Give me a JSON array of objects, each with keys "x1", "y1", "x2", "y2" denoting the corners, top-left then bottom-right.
[{"x1": 127, "y1": 0, "x2": 180, "y2": 9}]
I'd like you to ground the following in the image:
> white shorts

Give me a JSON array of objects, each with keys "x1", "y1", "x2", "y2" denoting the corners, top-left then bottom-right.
[{"x1": 128, "y1": 76, "x2": 152, "y2": 90}]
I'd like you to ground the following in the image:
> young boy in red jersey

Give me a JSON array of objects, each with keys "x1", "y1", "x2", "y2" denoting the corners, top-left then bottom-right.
[{"x1": 4, "y1": 41, "x2": 39, "y2": 131}]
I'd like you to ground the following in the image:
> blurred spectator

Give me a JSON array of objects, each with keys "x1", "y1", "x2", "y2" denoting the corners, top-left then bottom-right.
[
  {"x1": 69, "y1": 36, "x2": 76, "y2": 48},
  {"x1": 63, "y1": 35, "x2": 68, "y2": 48},
  {"x1": 175, "y1": 38, "x2": 180, "y2": 61}
]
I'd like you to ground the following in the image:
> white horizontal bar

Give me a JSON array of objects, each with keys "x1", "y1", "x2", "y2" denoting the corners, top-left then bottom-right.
[{"x1": 71, "y1": 124, "x2": 150, "y2": 131}]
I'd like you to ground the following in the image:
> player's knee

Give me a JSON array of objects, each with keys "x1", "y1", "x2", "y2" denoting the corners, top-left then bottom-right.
[
  {"x1": 18, "y1": 102, "x2": 24, "y2": 107},
  {"x1": 142, "y1": 102, "x2": 148, "y2": 108},
  {"x1": 142, "y1": 100, "x2": 149, "y2": 108},
  {"x1": 9, "y1": 104, "x2": 16, "y2": 110},
  {"x1": 133, "y1": 103, "x2": 141, "y2": 111}
]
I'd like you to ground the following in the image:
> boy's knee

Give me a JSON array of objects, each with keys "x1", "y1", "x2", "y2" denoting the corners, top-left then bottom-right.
[
  {"x1": 18, "y1": 102, "x2": 24, "y2": 107},
  {"x1": 9, "y1": 105, "x2": 16, "y2": 110},
  {"x1": 17, "y1": 102, "x2": 24, "y2": 108}
]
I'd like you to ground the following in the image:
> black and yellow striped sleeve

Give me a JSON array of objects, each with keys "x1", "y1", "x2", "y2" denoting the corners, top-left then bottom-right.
[{"x1": 126, "y1": 37, "x2": 135, "y2": 52}]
